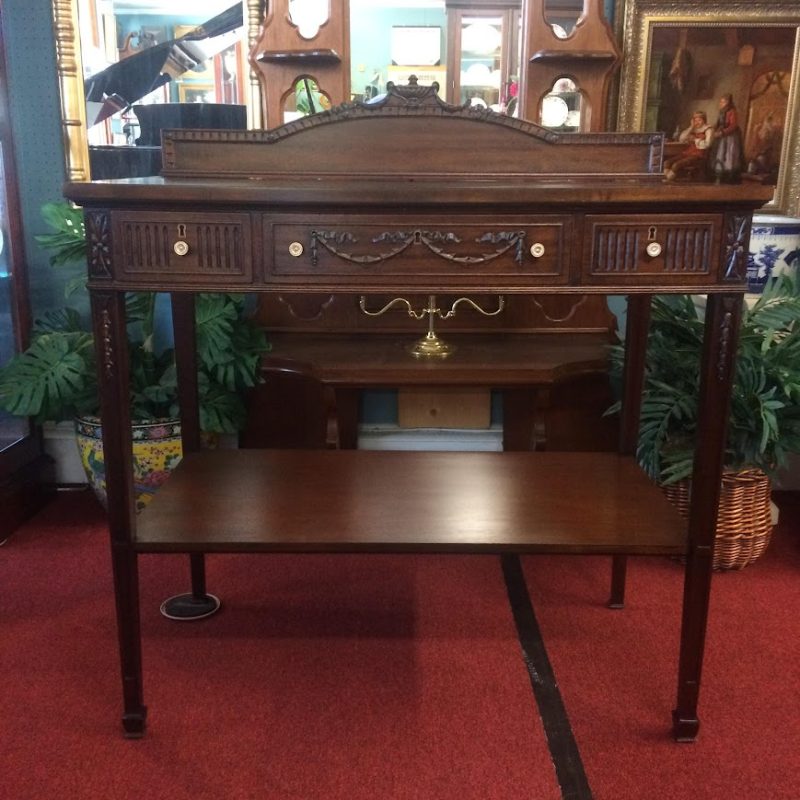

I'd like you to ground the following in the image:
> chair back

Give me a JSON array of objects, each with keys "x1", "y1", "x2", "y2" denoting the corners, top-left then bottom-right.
[{"x1": 239, "y1": 358, "x2": 338, "y2": 450}]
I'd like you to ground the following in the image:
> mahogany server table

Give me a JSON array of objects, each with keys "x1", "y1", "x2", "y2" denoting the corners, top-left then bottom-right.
[{"x1": 65, "y1": 81, "x2": 772, "y2": 740}]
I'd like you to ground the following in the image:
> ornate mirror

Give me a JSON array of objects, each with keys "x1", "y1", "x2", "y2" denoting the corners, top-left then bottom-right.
[
  {"x1": 543, "y1": 0, "x2": 584, "y2": 38},
  {"x1": 52, "y1": 0, "x2": 266, "y2": 181}
]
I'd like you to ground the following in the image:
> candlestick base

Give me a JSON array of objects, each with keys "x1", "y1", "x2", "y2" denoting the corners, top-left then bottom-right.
[{"x1": 408, "y1": 332, "x2": 454, "y2": 358}]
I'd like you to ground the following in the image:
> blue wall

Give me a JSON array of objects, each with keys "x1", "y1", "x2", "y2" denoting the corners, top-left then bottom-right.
[{"x1": 4, "y1": 0, "x2": 70, "y2": 315}]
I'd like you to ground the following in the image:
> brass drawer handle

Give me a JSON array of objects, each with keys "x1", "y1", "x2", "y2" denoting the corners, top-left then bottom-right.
[
  {"x1": 530, "y1": 242, "x2": 545, "y2": 258},
  {"x1": 289, "y1": 241, "x2": 304, "y2": 257},
  {"x1": 173, "y1": 241, "x2": 189, "y2": 257},
  {"x1": 646, "y1": 242, "x2": 662, "y2": 258}
]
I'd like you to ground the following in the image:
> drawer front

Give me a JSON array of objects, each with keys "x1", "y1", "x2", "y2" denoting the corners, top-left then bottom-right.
[
  {"x1": 583, "y1": 214, "x2": 721, "y2": 286},
  {"x1": 266, "y1": 216, "x2": 571, "y2": 285},
  {"x1": 113, "y1": 212, "x2": 252, "y2": 284}
]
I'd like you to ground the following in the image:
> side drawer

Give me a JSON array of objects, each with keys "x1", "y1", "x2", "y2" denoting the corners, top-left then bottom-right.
[
  {"x1": 265, "y1": 215, "x2": 571, "y2": 285},
  {"x1": 583, "y1": 214, "x2": 722, "y2": 286},
  {"x1": 113, "y1": 211, "x2": 253, "y2": 284}
]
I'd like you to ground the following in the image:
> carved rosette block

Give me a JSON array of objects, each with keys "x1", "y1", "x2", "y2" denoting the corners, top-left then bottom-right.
[{"x1": 86, "y1": 210, "x2": 113, "y2": 279}]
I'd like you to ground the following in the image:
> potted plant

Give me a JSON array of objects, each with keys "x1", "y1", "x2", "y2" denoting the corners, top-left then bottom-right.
[
  {"x1": 0, "y1": 202, "x2": 269, "y2": 509},
  {"x1": 608, "y1": 273, "x2": 800, "y2": 568}
]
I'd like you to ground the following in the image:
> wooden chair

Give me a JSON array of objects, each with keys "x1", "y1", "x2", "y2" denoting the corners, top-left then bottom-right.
[{"x1": 239, "y1": 357, "x2": 339, "y2": 450}]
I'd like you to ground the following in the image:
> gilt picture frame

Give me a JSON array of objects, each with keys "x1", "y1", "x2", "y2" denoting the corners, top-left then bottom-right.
[{"x1": 618, "y1": 1, "x2": 800, "y2": 217}]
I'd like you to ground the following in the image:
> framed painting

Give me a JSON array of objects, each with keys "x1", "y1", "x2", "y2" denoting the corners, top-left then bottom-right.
[
  {"x1": 618, "y1": 1, "x2": 800, "y2": 216},
  {"x1": 178, "y1": 82, "x2": 215, "y2": 104}
]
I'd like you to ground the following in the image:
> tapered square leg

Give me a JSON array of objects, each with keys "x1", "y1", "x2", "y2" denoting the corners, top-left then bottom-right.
[
  {"x1": 672, "y1": 709, "x2": 699, "y2": 742},
  {"x1": 122, "y1": 706, "x2": 148, "y2": 738},
  {"x1": 608, "y1": 555, "x2": 627, "y2": 608}
]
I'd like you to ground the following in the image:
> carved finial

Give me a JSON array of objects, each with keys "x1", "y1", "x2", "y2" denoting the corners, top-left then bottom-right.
[{"x1": 375, "y1": 78, "x2": 456, "y2": 111}]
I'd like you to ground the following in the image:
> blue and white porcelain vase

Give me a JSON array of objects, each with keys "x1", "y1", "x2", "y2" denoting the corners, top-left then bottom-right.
[{"x1": 747, "y1": 214, "x2": 800, "y2": 293}]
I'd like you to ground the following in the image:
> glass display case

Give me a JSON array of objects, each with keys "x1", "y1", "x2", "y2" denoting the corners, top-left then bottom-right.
[
  {"x1": 446, "y1": 6, "x2": 521, "y2": 114},
  {"x1": 0, "y1": 12, "x2": 52, "y2": 542}
]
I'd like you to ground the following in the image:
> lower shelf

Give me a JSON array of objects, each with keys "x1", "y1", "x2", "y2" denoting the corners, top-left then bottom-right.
[{"x1": 134, "y1": 450, "x2": 687, "y2": 555}]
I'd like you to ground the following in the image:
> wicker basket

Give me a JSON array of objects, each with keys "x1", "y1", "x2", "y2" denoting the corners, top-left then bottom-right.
[{"x1": 662, "y1": 468, "x2": 773, "y2": 570}]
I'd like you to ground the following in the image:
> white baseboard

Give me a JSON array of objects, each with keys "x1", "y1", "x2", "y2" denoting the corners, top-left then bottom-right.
[
  {"x1": 42, "y1": 421, "x2": 86, "y2": 485},
  {"x1": 358, "y1": 424, "x2": 503, "y2": 452}
]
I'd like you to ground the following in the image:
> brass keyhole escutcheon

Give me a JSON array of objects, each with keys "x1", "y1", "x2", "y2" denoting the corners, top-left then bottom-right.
[
  {"x1": 530, "y1": 242, "x2": 545, "y2": 258},
  {"x1": 646, "y1": 241, "x2": 662, "y2": 258},
  {"x1": 289, "y1": 241, "x2": 304, "y2": 257},
  {"x1": 173, "y1": 240, "x2": 189, "y2": 257}
]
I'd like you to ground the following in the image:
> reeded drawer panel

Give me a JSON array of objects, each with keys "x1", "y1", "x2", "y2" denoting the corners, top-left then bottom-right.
[
  {"x1": 583, "y1": 214, "x2": 722, "y2": 285},
  {"x1": 266, "y1": 215, "x2": 571, "y2": 284},
  {"x1": 113, "y1": 212, "x2": 252, "y2": 283}
]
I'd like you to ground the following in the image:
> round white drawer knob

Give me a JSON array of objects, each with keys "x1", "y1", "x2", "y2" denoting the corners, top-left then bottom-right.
[
  {"x1": 646, "y1": 242, "x2": 662, "y2": 258},
  {"x1": 173, "y1": 241, "x2": 189, "y2": 256},
  {"x1": 289, "y1": 241, "x2": 304, "y2": 257},
  {"x1": 530, "y1": 242, "x2": 546, "y2": 258}
]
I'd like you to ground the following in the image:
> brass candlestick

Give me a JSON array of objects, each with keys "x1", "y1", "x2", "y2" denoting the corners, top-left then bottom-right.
[{"x1": 359, "y1": 294, "x2": 505, "y2": 358}]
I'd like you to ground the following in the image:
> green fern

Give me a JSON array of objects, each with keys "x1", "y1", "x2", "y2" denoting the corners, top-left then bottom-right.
[{"x1": 609, "y1": 272, "x2": 800, "y2": 484}]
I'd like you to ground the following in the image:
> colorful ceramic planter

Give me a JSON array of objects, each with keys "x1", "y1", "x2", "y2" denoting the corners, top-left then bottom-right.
[{"x1": 74, "y1": 416, "x2": 183, "y2": 511}]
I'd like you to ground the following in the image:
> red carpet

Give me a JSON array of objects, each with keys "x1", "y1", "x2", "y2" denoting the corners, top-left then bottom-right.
[
  {"x1": 3, "y1": 491, "x2": 799, "y2": 799},
  {"x1": 524, "y1": 498, "x2": 800, "y2": 800},
  {"x1": 1, "y1": 492, "x2": 559, "y2": 800}
]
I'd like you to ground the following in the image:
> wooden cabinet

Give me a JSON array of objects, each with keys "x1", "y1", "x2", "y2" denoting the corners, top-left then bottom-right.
[
  {"x1": 518, "y1": 0, "x2": 620, "y2": 131},
  {"x1": 251, "y1": 0, "x2": 351, "y2": 128},
  {"x1": 446, "y1": 3, "x2": 521, "y2": 112},
  {"x1": 65, "y1": 81, "x2": 772, "y2": 741}
]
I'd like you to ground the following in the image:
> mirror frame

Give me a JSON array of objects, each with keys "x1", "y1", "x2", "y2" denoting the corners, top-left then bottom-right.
[
  {"x1": 52, "y1": 0, "x2": 266, "y2": 181},
  {"x1": 617, "y1": 0, "x2": 800, "y2": 217}
]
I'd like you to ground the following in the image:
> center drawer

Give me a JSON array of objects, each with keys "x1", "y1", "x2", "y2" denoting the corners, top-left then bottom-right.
[{"x1": 265, "y1": 215, "x2": 571, "y2": 286}]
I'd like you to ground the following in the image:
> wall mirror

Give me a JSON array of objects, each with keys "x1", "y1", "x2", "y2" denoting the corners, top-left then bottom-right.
[
  {"x1": 543, "y1": 0, "x2": 584, "y2": 38},
  {"x1": 351, "y1": 2, "x2": 520, "y2": 116},
  {"x1": 288, "y1": 0, "x2": 330, "y2": 39},
  {"x1": 57, "y1": 1, "x2": 613, "y2": 180},
  {"x1": 53, "y1": 0, "x2": 266, "y2": 181}
]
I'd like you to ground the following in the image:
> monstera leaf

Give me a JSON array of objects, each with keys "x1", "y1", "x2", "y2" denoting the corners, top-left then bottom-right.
[
  {"x1": 0, "y1": 332, "x2": 96, "y2": 423},
  {"x1": 0, "y1": 202, "x2": 270, "y2": 431},
  {"x1": 195, "y1": 294, "x2": 268, "y2": 392}
]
